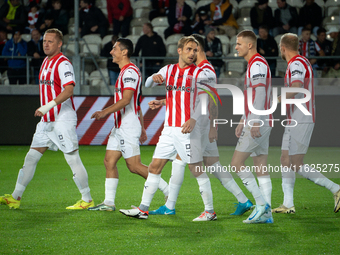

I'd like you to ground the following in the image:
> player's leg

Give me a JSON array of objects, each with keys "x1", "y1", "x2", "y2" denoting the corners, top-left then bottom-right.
[
  {"x1": 64, "y1": 149, "x2": 94, "y2": 209},
  {"x1": 119, "y1": 158, "x2": 169, "y2": 219},
  {"x1": 253, "y1": 154, "x2": 273, "y2": 223},
  {"x1": 204, "y1": 156, "x2": 252, "y2": 215},
  {"x1": 291, "y1": 154, "x2": 340, "y2": 213},
  {"x1": 1, "y1": 121, "x2": 51, "y2": 209},
  {"x1": 125, "y1": 155, "x2": 169, "y2": 198}
]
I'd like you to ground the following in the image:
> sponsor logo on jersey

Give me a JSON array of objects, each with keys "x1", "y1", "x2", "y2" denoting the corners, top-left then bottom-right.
[
  {"x1": 252, "y1": 73, "x2": 265, "y2": 79},
  {"x1": 124, "y1": 77, "x2": 136, "y2": 83},
  {"x1": 291, "y1": 70, "x2": 303, "y2": 76},
  {"x1": 39, "y1": 80, "x2": 54, "y2": 86},
  {"x1": 115, "y1": 87, "x2": 121, "y2": 93},
  {"x1": 64, "y1": 71, "x2": 73, "y2": 78},
  {"x1": 166, "y1": 85, "x2": 194, "y2": 93}
]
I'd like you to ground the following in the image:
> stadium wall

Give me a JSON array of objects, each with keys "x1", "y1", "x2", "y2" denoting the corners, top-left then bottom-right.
[{"x1": 0, "y1": 95, "x2": 339, "y2": 147}]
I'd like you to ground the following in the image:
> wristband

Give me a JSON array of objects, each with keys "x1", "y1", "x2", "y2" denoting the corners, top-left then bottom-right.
[{"x1": 38, "y1": 100, "x2": 57, "y2": 115}]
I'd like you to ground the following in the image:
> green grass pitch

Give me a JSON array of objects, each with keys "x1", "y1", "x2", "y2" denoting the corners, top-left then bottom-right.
[{"x1": 0, "y1": 145, "x2": 339, "y2": 254}]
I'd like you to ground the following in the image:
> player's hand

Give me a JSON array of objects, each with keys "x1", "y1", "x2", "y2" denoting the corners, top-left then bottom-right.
[
  {"x1": 209, "y1": 126, "x2": 217, "y2": 143},
  {"x1": 34, "y1": 109, "x2": 44, "y2": 117},
  {"x1": 235, "y1": 122, "x2": 244, "y2": 138},
  {"x1": 250, "y1": 123, "x2": 261, "y2": 139},
  {"x1": 148, "y1": 100, "x2": 163, "y2": 110},
  {"x1": 181, "y1": 118, "x2": 196, "y2": 134},
  {"x1": 91, "y1": 25, "x2": 98, "y2": 32},
  {"x1": 139, "y1": 128, "x2": 147, "y2": 144},
  {"x1": 91, "y1": 110, "x2": 107, "y2": 120},
  {"x1": 152, "y1": 74, "x2": 164, "y2": 84}
]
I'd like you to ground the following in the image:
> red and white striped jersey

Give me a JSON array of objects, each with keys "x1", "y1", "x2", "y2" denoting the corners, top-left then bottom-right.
[
  {"x1": 197, "y1": 60, "x2": 217, "y2": 129},
  {"x1": 244, "y1": 53, "x2": 273, "y2": 126},
  {"x1": 284, "y1": 55, "x2": 315, "y2": 124},
  {"x1": 113, "y1": 62, "x2": 142, "y2": 128},
  {"x1": 157, "y1": 63, "x2": 208, "y2": 127},
  {"x1": 39, "y1": 52, "x2": 76, "y2": 122}
]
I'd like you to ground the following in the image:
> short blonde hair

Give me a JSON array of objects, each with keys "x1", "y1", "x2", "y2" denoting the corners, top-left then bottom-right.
[
  {"x1": 177, "y1": 36, "x2": 198, "y2": 49},
  {"x1": 45, "y1": 28, "x2": 63, "y2": 42},
  {"x1": 280, "y1": 33, "x2": 299, "y2": 51}
]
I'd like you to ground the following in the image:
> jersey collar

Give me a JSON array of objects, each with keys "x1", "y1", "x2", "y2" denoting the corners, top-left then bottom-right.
[
  {"x1": 248, "y1": 53, "x2": 261, "y2": 64},
  {"x1": 197, "y1": 60, "x2": 210, "y2": 68},
  {"x1": 176, "y1": 63, "x2": 195, "y2": 70},
  {"x1": 47, "y1": 52, "x2": 63, "y2": 62},
  {"x1": 287, "y1": 54, "x2": 300, "y2": 66}
]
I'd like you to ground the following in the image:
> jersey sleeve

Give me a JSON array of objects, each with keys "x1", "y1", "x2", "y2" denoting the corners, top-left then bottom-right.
[
  {"x1": 122, "y1": 68, "x2": 139, "y2": 91},
  {"x1": 289, "y1": 60, "x2": 305, "y2": 85},
  {"x1": 157, "y1": 65, "x2": 167, "y2": 79},
  {"x1": 59, "y1": 61, "x2": 75, "y2": 87},
  {"x1": 249, "y1": 61, "x2": 267, "y2": 88}
]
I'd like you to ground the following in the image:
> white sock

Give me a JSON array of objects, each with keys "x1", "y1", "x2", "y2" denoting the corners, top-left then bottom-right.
[
  {"x1": 196, "y1": 173, "x2": 214, "y2": 212},
  {"x1": 165, "y1": 159, "x2": 186, "y2": 210},
  {"x1": 64, "y1": 151, "x2": 92, "y2": 202},
  {"x1": 298, "y1": 164, "x2": 340, "y2": 194},
  {"x1": 237, "y1": 167, "x2": 266, "y2": 205},
  {"x1": 158, "y1": 178, "x2": 169, "y2": 197},
  {"x1": 104, "y1": 178, "x2": 118, "y2": 206},
  {"x1": 282, "y1": 167, "x2": 295, "y2": 208},
  {"x1": 12, "y1": 149, "x2": 43, "y2": 200},
  {"x1": 211, "y1": 161, "x2": 248, "y2": 203},
  {"x1": 139, "y1": 173, "x2": 161, "y2": 211},
  {"x1": 258, "y1": 175, "x2": 272, "y2": 206}
]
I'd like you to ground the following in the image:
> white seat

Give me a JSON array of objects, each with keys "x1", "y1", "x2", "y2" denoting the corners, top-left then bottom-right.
[
  {"x1": 221, "y1": 42, "x2": 229, "y2": 56},
  {"x1": 219, "y1": 70, "x2": 242, "y2": 78},
  {"x1": 230, "y1": 0, "x2": 239, "y2": 8},
  {"x1": 196, "y1": 0, "x2": 211, "y2": 9},
  {"x1": 68, "y1": 24, "x2": 75, "y2": 35},
  {"x1": 153, "y1": 26, "x2": 166, "y2": 39},
  {"x1": 268, "y1": 0, "x2": 277, "y2": 9},
  {"x1": 131, "y1": 26, "x2": 143, "y2": 36},
  {"x1": 96, "y1": 0, "x2": 107, "y2": 8},
  {"x1": 225, "y1": 54, "x2": 247, "y2": 73},
  {"x1": 21, "y1": 34, "x2": 31, "y2": 42},
  {"x1": 167, "y1": 44, "x2": 178, "y2": 57},
  {"x1": 134, "y1": 8, "x2": 150, "y2": 19},
  {"x1": 238, "y1": 7, "x2": 251, "y2": 18},
  {"x1": 82, "y1": 34, "x2": 101, "y2": 44},
  {"x1": 165, "y1": 33, "x2": 184, "y2": 46},
  {"x1": 101, "y1": 35, "x2": 113, "y2": 48},
  {"x1": 314, "y1": 0, "x2": 325, "y2": 7},
  {"x1": 238, "y1": 0, "x2": 256, "y2": 9},
  {"x1": 125, "y1": 35, "x2": 141, "y2": 45},
  {"x1": 229, "y1": 35, "x2": 237, "y2": 45},
  {"x1": 237, "y1": 17, "x2": 251, "y2": 26},
  {"x1": 276, "y1": 59, "x2": 287, "y2": 77},
  {"x1": 327, "y1": 6, "x2": 340, "y2": 16},
  {"x1": 63, "y1": 42, "x2": 79, "y2": 56},
  {"x1": 286, "y1": 0, "x2": 303, "y2": 8},
  {"x1": 101, "y1": 8, "x2": 108, "y2": 18},
  {"x1": 325, "y1": 0, "x2": 340, "y2": 8},
  {"x1": 323, "y1": 16, "x2": 340, "y2": 27},
  {"x1": 151, "y1": 17, "x2": 169, "y2": 27},
  {"x1": 274, "y1": 34, "x2": 283, "y2": 46},
  {"x1": 82, "y1": 43, "x2": 100, "y2": 56},
  {"x1": 215, "y1": 34, "x2": 230, "y2": 44},
  {"x1": 131, "y1": 18, "x2": 149, "y2": 27},
  {"x1": 131, "y1": 0, "x2": 151, "y2": 9},
  {"x1": 186, "y1": 0, "x2": 196, "y2": 17}
]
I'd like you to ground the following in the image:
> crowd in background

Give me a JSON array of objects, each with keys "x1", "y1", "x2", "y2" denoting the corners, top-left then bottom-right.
[{"x1": 0, "y1": 0, "x2": 340, "y2": 85}]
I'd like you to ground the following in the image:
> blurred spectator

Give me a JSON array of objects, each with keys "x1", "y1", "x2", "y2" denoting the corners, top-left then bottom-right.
[
  {"x1": 257, "y1": 25, "x2": 278, "y2": 76},
  {"x1": 133, "y1": 23, "x2": 166, "y2": 78},
  {"x1": 24, "y1": 2, "x2": 44, "y2": 34},
  {"x1": 250, "y1": 0, "x2": 274, "y2": 35},
  {"x1": 27, "y1": 29, "x2": 45, "y2": 84},
  {"x1": 39, "y1": 12, "x2": 56, "y2": 35},
  {"x1": 100, "y1": 35, "x2": 120, "y2": 86},
  {"x1": 45, "y1": 0, "x2": 69, "y2": 35},
  {"x1": 2, "y1": 30, "x2": 27, "y2": 84},
  {"x1": 79, "y1": 0, "x2": 108, "y2": 38},
  {"x1": 316, "y1": 27, "x2": 332, "y2": 71},
  {"x1": 273, "y1": 0, "x2": 298, "y2": 37},
  {"x1": 149, "y1": 0, "x2": 170, "y2": 21},
  {"x1": 192, "y1": 9, "x2": 210, "y2": 35},
  {"x1": 107, "y1": 0, "x2": 133, "y2": 38},
  {"x1": 298, "y1": 0, "x2": 322, "y2": 36},
  {"x1": 299, "y1": 28, "x2": 324, "y2": 78},
  {"x1": 43, "y1": 0, "x2": 74, "y2": 13},
  {"x1": 197, "y1": 0, "x2": 238, "y2": 38},
  {"x1": 0, "y1": 0, "x2": 26, "y2": 33},
  {"x1": 323, "y1": 27, "x2": 340, "y2": 77},
  {"x1": 204, "y1": 26, "x2": 223, "y2": 78},
  {"x1": 164, "y1": 0, "x2": 192, "y2": 39},
  {"x1": 0, "y1": 29, "x2": 7, "y2": 74}
]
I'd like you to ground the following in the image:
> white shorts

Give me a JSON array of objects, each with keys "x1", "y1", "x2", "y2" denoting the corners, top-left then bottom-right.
[
  {"x1": 107, "y1": 125, "x2": 141, "y2": 159},
  {"x1": 281, "y1": 128, "x2": 290, "y2": 151},
  {"x1": 283, "y1": 124, "x2": 314, "y2": 155},
  {"x1": 31, "y1": 120, "x2": 79, "y2": 153},
  {"x1": 235, "y1": 125, "x2": 272, "y2": 157},
  {"x1": 153, "y1": 126, "x2": 202, "y2": 164},
  {"x1": 201, "y1": 128, "x2": 219, "y2": 157}
]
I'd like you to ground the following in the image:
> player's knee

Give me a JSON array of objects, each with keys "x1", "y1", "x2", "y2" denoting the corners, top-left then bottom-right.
[{"x1": 126, "y1": 162, "x2": 139, "y2": 174}]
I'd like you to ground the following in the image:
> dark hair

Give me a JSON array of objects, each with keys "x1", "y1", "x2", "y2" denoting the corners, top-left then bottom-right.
[
  {"x1": 317, "y1": 27, "x2": 327, "y2": 35},
  {"x1": 259, "y1": 25, "x2": 269, "y2": 32},
  {"x1": 191, "y1": 34, "x2": 205, "y2": 50},
  {"x1": 117, "y1": 38, "x2": 133, "y2": 58},
  {"x1": 144, "y1": 22, "x2": 153, "y2": 31},
  {"x1": 111, "y1": 35, "x2": 118, "y2": 42},
  {"x1": 302, "y1": 27, "x2": 311, "y2": 33}
]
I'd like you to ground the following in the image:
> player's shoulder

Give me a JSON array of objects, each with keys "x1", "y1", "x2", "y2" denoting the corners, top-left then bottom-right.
[{"x1": 289, "y1": 56, "x2": 309, "y2": 70}]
